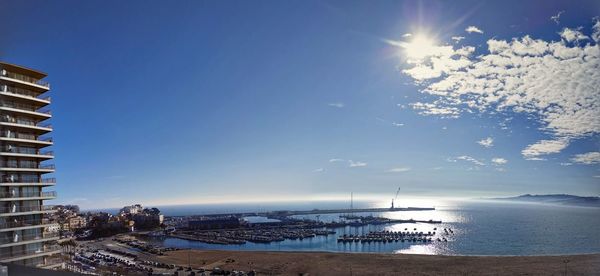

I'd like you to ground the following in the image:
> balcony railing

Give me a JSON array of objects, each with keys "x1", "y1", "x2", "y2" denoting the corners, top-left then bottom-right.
[
  {"x1": 0, "y1": 70, "x2": 50, "y2": 88},
  {"x1": 0, "y1": 205, "x2": 55, "y2": 213},
  {"x1": 0, "y1": 245, "x2": 62, "y2": 260},
  {"x1": 1, "y1": 147, "x2": 54, "y2": 156},
  {"x1": 0, "y1": 85, "x2": 50, "y2": 102},
  {"x1": 0, "y1": 218, "x2": 54, "y2": 229},
  {"x1": 0, "y1": 191, "x2": 57, "y2": 198},
  {"x1": 0, "y1": 163, "x2": 55, "y2": 170},
  {"x1": 0, "y1": 120, "x2": 52, "y2": 133},
  {"x1": 0, "y1": 177, "x2": 56, "y2": 184},
  {"x1": 0, "y1": 131, "x2": 53, "y2": 143},
  {"x1": 0, "y1": 101, "x2": 51, "y2": 114},
  {"x1": 0, "y1": 231, "x2": 59, "y2": 244}
]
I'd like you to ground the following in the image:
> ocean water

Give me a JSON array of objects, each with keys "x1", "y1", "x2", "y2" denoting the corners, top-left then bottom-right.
[{"x1": 144, "y1": 200, "x2": 600, "y2": 256}]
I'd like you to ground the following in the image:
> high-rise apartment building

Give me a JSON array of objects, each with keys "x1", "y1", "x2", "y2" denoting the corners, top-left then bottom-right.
[{"x1": 0, "y1": 62, "x2": 61, "y2": 268}]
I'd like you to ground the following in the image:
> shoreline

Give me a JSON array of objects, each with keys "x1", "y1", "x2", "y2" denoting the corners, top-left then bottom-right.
[{"x1": 150, "y1": 249, "x2": 600, "y2": 275}]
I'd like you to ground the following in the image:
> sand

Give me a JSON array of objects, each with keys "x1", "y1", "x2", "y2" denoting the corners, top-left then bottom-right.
[{"x1": 153, "y1": 250, "x2": 600, "y2": 275}]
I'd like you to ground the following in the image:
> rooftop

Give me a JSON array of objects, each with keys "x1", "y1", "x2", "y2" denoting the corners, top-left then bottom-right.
[{"x1": 0, "y1": 61, "x2": 47, "y2": 79}]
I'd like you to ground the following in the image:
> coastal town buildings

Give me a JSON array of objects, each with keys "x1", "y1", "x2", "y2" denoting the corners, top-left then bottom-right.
[
  {"x1": 0, "y1": 62, "x2": 61, "y2": 268},
  {"x1": 50, "y1": 205, "x2": 87, "y2": 234},
  {"x1": 119, "y1": 204, "x2": 144, "y2": 215},
  {"x1": 119, "y1": 204, "x2": 164, "y2": 230}
]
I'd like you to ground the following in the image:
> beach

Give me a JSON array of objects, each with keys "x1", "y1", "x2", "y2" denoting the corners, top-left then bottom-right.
[{"x1": 154, "y1": 250, "x2": 600, "y2": 275}]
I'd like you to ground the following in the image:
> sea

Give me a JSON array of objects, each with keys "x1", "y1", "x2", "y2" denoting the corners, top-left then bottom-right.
[{"x1": 119, "y1": 199, "x2": 600, "y2": 256}]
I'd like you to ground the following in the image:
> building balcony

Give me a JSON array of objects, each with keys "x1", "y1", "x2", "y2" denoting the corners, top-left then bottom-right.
[
  {"x1": 0, "y1": 191, "x2": 57, "y2": 201},
  {"x1": 0, "y1": 122, "x2": 52, "y2": 135},
  {"x1": 0, "y1": 178, "x2": 56, "y2": 187},
  {"x1": 0, "y1": 85, "x2": 50, "y2": 104},
  {"x1": 0, "y1": 70, "x2": 50, "y2": 90},
  {"x1": 0, "y1": 205, "x2": 56, "y2": 217},
  {"x1": 0, "y1": 100, "x2": 51, "y2": 116},
  {"x1": 0, "y1": 148, "x2": 54, "y2": 159},
  {"x1": 0, "y1": 245, "x2": 61, "y2": 263},
  {"x1": 0, "y1": 132, "x2": 53, "y2": 146},
  {"x1": 0, "y1": 164, "x2": 55, "y2": 173},
  {"x1": 0, "y1": 218, "x2": 58, "y2": 232},
  {"x1": 0, "y1": 232, "x2": 60, "y2": 248}
]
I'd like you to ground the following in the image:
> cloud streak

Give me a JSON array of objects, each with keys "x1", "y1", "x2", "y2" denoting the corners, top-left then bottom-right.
[
  {"x1": 449, "y1": 155, "x2": 485, "y2": 166},
  {"x1": 550, "y1": 11, "x2": 564, "y2": 25},
  {"x1": 387, "y1": 167, "x2": 411, "y2": 172},
  {"x1": 571, "y1": 152, "x2": 600, "y2": 164},
  {"x1": 348, "y1": 160, "x2": 367, "y2": 167}
]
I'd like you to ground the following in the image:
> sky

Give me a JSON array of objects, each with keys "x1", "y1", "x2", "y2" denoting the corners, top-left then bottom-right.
[{"x1": 1, "y1": 0, "x2": 599, "y2": 209}]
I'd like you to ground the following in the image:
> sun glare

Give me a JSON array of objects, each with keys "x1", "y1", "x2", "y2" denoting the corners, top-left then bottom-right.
[{"x1": 402, "y1": 34, "x2": 437, "y2": 60}]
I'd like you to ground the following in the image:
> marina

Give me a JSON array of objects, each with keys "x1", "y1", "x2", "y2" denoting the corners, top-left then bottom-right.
[
  {"x1": 157, "y1": 202, "x2": 442, "y2": 246},
  {"x1": 144, "y1": 201, "x2": 600, "y2": 256}
]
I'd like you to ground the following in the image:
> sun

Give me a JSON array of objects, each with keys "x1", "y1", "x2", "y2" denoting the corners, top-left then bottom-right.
[{"x1": 402, "y1": 34, "x2": 437, "y2": 60}]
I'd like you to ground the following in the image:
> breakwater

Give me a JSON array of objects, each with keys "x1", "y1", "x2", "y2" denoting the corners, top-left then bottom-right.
[{"x1": 189, "y1": 206, "x2": 435, "y2": 219}]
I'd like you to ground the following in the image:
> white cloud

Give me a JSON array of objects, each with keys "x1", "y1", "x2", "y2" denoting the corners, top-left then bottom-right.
[
  {"x1": 313, "y1": 168, "x2": 324, "y2": 172},
  {"x1": 560, "y1": 27, "x2": 589, "y2": 43},
  {"x1": 348, "y1": 160, "x2": 367, "y2": 167},
  {"x1": 328, "y1": 102, "x2": 345, "y2": 108},
  {"x1": 593, "y1": 175, "x2": 600, "y2": 178},
  {"x1": 452, "y1": 155, "x2": 485, "y2": 166},
  {"x1": 522, "y1": 139, "x2": 569, "y2": 159},
  {"x1": 401, "y1": 20, "x2": 600, "y2": 160},
  {"x1": 329, "y1": 158, "x2": 344, "y2": 162},
  {"x1": 387, "y1": 167, "x2": 411, "y2": 172},
  {"x1": 570, "y1": 152, "x2": 600, "y2": 165},
  {"x1": 495, "y1": 167, "x2": 507, "y2": 172},
  {"x1": 550, "y1": 11, "x2": 564, "y2": 25},
  {"x1": 392, "y1": 122, "x2": 404, "y2": 127},
  {"x1": 402, "y1": 33, "x2": 412, "y2": 38},
  {"x1": 465, "y1": 26, "x2": 484, "y2": 34},
  {"x1": 491, "y1": 157, "x2": 508, "y2": 165},
  {"x1": 452, "y1": 36, "x2": 465, "y2": 43},
  {"x1": 560, "y1": 162, "x2": 572, "y2": 166},
  {"x1": 477, "y1": 137, "x2": 494, "y2": 148}
]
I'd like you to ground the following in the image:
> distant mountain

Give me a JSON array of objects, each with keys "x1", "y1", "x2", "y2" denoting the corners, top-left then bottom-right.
[{"x1": 492, "y1": 194, "x2": 600, "y2": 207}]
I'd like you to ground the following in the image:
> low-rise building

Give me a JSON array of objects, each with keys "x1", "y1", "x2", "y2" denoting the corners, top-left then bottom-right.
[{"x1": 188, "y1": 216, "x2": 241, "y2": 230}]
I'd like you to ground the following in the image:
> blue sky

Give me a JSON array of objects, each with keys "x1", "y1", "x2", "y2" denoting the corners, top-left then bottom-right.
[{"x1": 1, "y1": 0, "x2": 599, "y2": 209}]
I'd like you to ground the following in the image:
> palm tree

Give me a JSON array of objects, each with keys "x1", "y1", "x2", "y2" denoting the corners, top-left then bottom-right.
[{"x1": 59, "y1": 239, "x2": 78, "y2": 254}]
